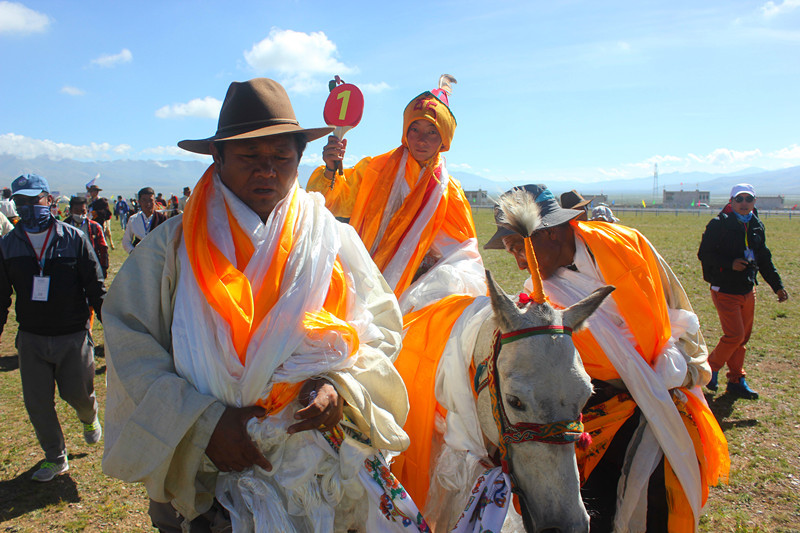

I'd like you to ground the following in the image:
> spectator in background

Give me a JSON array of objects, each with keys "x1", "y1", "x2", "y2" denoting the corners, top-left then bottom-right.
[
  {"x1": 560, "y1": 189, "x2": 591, "y2": 220},
  {"x1": 698, "y1": 183, "x2": 789, "y2": 399},
  {"x1": 122, "y1": 187, "x2": 167, "y2": 254},
  {"x1": 114, "y1": 195, "x2": 130, "y2": 229},
  {"x1": 591, "y1": 204, "x2": 619, "y2": 223},
  {"x1": 0, "y1": 174, "x2": 106, "y2": 482},
  {"x1": 155, "y1": 192, "x2": 167, "y2": 211},
  {"x1": 0, "y1": 212, "x2": 13, "y2": 236},
  {"x1": 178, "y1": 186, "x2": 191, "y2": 212},
  {"x1": 87, "y1": 185, "x2": 103, "y2": 214},
  {"x1": 0, "y1": 187, "x2": 19, "y2": 224},
  {"x1": 91, "y1": 197, "x2": 115, "y2": 251},
  {"x1": 64, "y1": 196, "x2": 109, "y2": 278}
]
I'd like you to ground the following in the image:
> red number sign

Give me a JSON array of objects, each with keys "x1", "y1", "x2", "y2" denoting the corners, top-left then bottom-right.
[{"x1": 323, "y1": 83, "x2": 364, "y2": 127}]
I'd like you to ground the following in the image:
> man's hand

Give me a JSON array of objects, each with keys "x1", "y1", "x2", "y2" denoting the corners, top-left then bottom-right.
[
  {"x1": 287, "y1": 378, "x2": 344, "y2": 434},
  {"x1": 321, "y1": 136, "x2": 347, "y2": 172},
  {"x1": 777, "y1": 288, "x2": 789, "y2": 302},
  {"x1": 206, "y1": 406, "x2": 271, "y2": 472},
  {"x1": 732, "y1": 258, "x2": 750, "y2": 271}
]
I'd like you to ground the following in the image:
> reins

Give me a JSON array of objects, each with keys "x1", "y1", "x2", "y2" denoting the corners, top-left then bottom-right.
[{"x1": 473, "y1": 324, "x2": 591, "y2": 476}]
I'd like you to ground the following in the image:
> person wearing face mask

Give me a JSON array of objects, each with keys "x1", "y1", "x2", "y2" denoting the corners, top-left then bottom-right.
[
  {"x1": 698, "y1": 183, "x2": 789, "y2": 399},
  {"x1": 0, "y1": 174, "x2": 106, "y2": 483},
  {"x1": 64, "y1": 196, "x2": 108, "y2": 277},
  {"x1": 307, "y1": 78, "x2": 486, "y2": 508}
]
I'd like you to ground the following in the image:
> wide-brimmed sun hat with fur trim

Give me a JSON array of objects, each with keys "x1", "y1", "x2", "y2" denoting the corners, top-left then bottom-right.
[
  {"x1": 484, "y1": 184, "x2": 582, "y2": 250},
  {"x1": 178, "y1": 78, "x2": 333, "y2": 155}
]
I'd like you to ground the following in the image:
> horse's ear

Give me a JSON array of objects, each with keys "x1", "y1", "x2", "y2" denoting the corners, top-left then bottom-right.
[
  {"x1": 562, "y1": 285, "x2": 615, "y2": 331},
  {"x1": 486, "y1": 270, "x2": 520, "y2": 330}
]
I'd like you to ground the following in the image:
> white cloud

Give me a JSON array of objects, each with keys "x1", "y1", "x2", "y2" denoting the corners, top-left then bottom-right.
[
  {"x1": 244, "y1": 29, "x2": 355, "y2": 94},
  {"x1": 0, "y1": 1, "x2": 50, "y2": 34},
  {"x1": 60, "y1": 86, "x2": 85, "y2": 96},
  {"x1": 597, "y1": 167, "x2": 627, "y2": 178},
  {"x1": 91, "y1": 48, "x2": 132, "y2": 68},
  {"x1": 448, "y1": 162, "x2": 473, "y2": 171},
  {"x1": 761, "y1": 0, "x2": 800, "y2": 18},
  {"x1": 688, "y1": 147, "x2": 762, "y2": 165},
  {"x1": 155, "y1": 96, "x2": 222, "y2": 119},
  {"x1": 0, "y1": 133, "x2": 131, "y2": 160},
  {"x1": 360, "y1": 81, "x2": 391, "y2": 94},
  {"x1": 769, "y1": 143, "x2": 800, "y2": 160}
]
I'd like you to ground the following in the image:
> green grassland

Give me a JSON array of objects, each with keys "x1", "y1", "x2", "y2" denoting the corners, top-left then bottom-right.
[{"x1": 1, "y1": 209, "x2": 798, "y2": 532}]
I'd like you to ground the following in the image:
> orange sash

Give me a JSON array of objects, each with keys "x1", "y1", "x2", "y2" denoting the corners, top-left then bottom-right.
[
  {"x1": 184, "y1": 165, "x2": 354, "y2": 412},
  {"x1": 309, "y1": 148, "x2": 477, "y2": 298},
  {"x1": 567, "y1": 221, "x2": 728, "y2": 522},
  {"x1": 391, "y1": 294, "x2": 477, "y2": 508}
]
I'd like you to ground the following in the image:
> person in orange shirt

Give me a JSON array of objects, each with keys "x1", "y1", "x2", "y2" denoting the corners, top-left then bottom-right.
[
  {"x1": 307, "y1": 80, "x2": 487, "y2": 508},
  {"x1": 486, "y1": 184, "x2": 729, "y2": 533}
]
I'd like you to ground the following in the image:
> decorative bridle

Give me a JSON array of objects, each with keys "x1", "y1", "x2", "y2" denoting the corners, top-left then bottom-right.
[{"x1": 473, "y1": 321, "x2": 591, "y2": 475}]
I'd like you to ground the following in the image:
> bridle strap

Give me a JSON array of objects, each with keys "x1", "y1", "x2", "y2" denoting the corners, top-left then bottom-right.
[
  {"x1": 475, "y1": 327, "x2": 590, "y2": 476},
  {"x1": 500, "y1": 325, "x2": 572, "y2": 344}
]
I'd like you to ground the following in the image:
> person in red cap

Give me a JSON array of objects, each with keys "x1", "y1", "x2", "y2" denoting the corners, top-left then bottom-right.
[{"x1": 698, "y1": 183, "x2": 789, "y2": 399}]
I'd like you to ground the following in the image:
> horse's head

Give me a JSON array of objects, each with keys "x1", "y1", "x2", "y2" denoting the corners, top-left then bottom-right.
[{"x1": 476, "y1": 270, "x2": 613, "y2": 533}]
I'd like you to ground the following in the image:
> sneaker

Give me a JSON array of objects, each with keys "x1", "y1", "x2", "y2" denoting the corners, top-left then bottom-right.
[
  {"x1": 727, "y1": 378, "x2": 759, "y2": 400},
  {"x1": 706, "y1": 371, "x2": 719, "y2": 392},
  {"x1": 32, "y1": 459, "x2": 69, "y2": 482},
  {"x1": 83, "y1": 416, "x2": 102, "y2": 444}
]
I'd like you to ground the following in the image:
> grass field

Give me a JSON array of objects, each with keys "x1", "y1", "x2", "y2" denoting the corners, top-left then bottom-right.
[{"x1": 1, "y1": 209, "x2": 798, "y2": 532}]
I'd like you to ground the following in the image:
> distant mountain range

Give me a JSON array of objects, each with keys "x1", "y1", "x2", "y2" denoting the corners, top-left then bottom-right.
[{"x1": 1, "y1": 154, "x2": 797, "y2": 201}]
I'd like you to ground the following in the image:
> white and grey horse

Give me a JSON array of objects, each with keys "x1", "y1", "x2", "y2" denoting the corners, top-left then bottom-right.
[{"x1": 422, "y1": 193, "x2": 614, "y2": 532}]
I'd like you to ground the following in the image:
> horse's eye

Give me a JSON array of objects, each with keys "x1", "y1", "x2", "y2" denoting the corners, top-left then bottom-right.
[{"x1": 506, "y1": 395, "x2": 525, "y2": 411}]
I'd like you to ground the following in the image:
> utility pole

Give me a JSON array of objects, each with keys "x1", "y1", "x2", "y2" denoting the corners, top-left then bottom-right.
[{"x1": 653, "y1": 163, "x2": 659, "y2": 205}]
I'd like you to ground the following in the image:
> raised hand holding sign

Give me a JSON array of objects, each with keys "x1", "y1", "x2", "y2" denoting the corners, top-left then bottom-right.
[{"x1": 322, "y1": 76, "x2": 364, "y2": 188}]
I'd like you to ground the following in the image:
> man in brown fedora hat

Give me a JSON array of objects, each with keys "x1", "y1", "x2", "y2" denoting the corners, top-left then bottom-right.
[{"x1": 102, "y1": 78, "x2": 422, "y2": 531}]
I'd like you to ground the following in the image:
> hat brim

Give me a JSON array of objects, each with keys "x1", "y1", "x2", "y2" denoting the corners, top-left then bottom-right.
[
  {"x1": 569, "y1": 199, "x2": 591, "y2": 209},
  {"x1": 484, "y1": 226, "x2": 515, "y2": 250},
  {"x1": 178, "y1": 124, "x2": 335, "y2": 155},
  {"x1": 537, "y1": 207, "x2": 582, "y2": 230},
  {"x1": 12, "y1": 188, "x2": 47, "y2": 197}
]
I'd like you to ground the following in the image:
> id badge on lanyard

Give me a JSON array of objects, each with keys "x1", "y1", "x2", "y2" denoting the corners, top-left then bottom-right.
[
  {"x1": 28, "y1": 225, "x2": 53, "y2": 302},
  {"x1": 32, "y1": 275, "x2": 50, "y2": 302}
]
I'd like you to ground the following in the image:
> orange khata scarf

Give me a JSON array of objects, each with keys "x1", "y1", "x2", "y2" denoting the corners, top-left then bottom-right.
[
  {"x1": 183, "y1": 165, "x2": 357, "y2": 413},
  {"x1": 391, "y1": 293, "x2": 478, "y2": 508},
  {"x1": 347, "y1": 149, "x2": 476, "y2": 297},
  {"x1": 566, "y1": 221, "x2": 728, "y2": 526}
]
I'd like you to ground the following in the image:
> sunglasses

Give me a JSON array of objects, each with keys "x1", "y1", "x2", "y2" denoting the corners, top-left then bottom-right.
[{"x1": 734, "y1": 195, "x2": 754, "y2": 203}]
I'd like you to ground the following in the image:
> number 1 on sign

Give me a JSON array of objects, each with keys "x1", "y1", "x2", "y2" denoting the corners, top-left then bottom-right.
[{"x1": 337, "y1": 90, "x2": 351, "y2": 121}]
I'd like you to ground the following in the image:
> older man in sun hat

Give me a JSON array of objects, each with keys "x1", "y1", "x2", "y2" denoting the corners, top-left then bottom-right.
[
  {"x1": 486, "y1": 184, "x2": 729, "y2": 532},
  {"x1": 102, "y1": 78, "x2": 425, "y2": 531},
  {"x1": 698, "y1": 183, "x2": 788, "y2": 400}
]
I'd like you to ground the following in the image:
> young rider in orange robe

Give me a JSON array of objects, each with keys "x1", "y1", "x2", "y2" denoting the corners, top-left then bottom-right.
[{"x1": 307, "y1": 86, "x2": 487, "y2": 507}]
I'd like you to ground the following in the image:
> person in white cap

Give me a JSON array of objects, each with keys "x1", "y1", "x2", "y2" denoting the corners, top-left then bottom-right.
[{"x1": 698, "y1": 183, "x2": 789, "y2": 399}]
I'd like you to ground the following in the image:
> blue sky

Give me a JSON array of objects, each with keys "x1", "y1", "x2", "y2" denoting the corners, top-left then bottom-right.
[{"x1": 1, "y1": 0, "x2": 799, "y2": 185}]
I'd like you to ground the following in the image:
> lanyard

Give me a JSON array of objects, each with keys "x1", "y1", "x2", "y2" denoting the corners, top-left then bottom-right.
[
  {"x1": 742, "y1": 221, "x2": 749, "y2": 249},
  {"x1": 143, "y1": 213, "x2": 154, "y2": 235},
  {"x1": 24, "y1": 224, "x2": 54, "y2": 273}
]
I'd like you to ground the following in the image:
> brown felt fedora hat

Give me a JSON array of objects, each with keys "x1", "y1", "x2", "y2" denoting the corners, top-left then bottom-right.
[
  {"x1": 560, "y1": 190, "x2": 591, "y2": 210},
  {"x1": 178, "y1": 78, "x2": 333, "y2": 155}
]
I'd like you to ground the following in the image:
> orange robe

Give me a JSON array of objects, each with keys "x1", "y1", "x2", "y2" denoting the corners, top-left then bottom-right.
[{"x1": 308, "y1": 148, "x2": 484, "y2": 507}]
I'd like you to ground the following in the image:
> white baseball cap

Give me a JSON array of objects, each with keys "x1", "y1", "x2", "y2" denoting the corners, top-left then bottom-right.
[{"x1": 730, "y1": 183, "x2": 755, "y2": 198}]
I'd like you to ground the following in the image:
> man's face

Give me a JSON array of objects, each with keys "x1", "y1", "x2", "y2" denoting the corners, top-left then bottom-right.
[
  {"x1": 70, "y1": 204, "x2": 88, "y2": 217},
  {"x1": 89, "y1": 189, "x2": 99, "y2": 199},
  {"x1": 139, "y1": 193, "x2": 155, "y2": 215},
  {"x1": 211, "y1": 135, "x2": 300, "y2": 222},
  {"x1": 502, "y1": 234, "x2": 529, "y2": 271},
  {"x1": 731, "y1": 194, "x2": 755, "y2": 217},
  {"x1": 406, "y1": 120, "x2": 441, "y2": 164},
  {"x1": 502, "y1": 225, "x2": 574, "y2": 280},
  {"x1": 13, "y1": 193, "x2": 50, "y2": 208}
]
